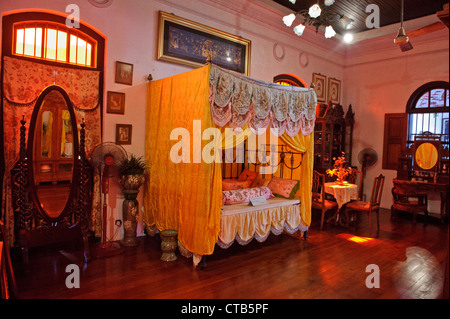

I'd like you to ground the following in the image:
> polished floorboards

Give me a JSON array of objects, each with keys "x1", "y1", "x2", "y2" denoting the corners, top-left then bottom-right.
[{"x1": 11, "y1": 209, "x2": 449, "y2": 299}]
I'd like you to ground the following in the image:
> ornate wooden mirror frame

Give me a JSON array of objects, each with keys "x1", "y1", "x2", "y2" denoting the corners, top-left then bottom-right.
[
  {"x1": 413, "y1": 133, "x2": 441, "y2": 172},
  {"x1": 10, "y1": 85, "x2": 93, "y2": 267}
]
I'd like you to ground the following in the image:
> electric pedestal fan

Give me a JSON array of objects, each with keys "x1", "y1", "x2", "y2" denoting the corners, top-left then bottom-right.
[
  {"x1": 90, "y1": 142, "x2": 127, "y2": 258},
  {"x1": 357, "y1": 148, "x2": 378, "y2": 200}
]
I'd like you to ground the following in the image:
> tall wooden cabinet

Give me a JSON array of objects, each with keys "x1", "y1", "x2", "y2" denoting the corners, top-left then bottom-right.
[{"x1": 314, "y1": 103, "x2": 354, "y2": 173}]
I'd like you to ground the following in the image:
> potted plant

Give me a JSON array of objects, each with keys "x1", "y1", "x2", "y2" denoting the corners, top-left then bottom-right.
[
  {"x1": 119, "y1": 154, "x2": 147, "y2": 190},
  {"x1": 118, "y1": 154, "x2": 148, "y2": 246}
]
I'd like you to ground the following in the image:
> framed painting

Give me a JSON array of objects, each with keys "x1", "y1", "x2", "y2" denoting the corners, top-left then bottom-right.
[
  {"x1": 116, "y1": 124, "x2": 132, "y2": 145},
  {"x1": 157, "y1": 11, "x2": 251, "y2": 75},
  {"x1": 328, "y1": 77, "x2": 341, "y2": 104},
  {"x1": 115, "y1": 61, "x2": 133, "y2": 85},
  {"x1": 106, "y1": 91, "x2": 125, "y2": 114},
  {"x1": 312, "y1": 73, "x2": 326, "y2": 102}
]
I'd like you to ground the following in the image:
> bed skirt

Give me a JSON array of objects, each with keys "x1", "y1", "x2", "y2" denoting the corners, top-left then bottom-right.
[
  {"x1": 218, "y1": 198, "x2": 308, "y2": 249},
  {"x1": 175, "y1": 198, "x2": 308, "y2": 266}
]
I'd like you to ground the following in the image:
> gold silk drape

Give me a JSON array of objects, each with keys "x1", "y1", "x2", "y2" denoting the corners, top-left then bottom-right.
[
  {"x1": 144, "y1": 65, "x2": 222, "y2": 255},
  {"x1": 280, "y1": 133, "x2": 314, "y2": 227}
]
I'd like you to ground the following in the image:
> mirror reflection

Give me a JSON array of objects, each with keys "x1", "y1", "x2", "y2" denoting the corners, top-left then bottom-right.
[
  {"x1": 415, "y1": 142, "x2": 438, "y2": 170},
  {"x1": 33, "y1": 90, "x2": 74, "y2": 218}
]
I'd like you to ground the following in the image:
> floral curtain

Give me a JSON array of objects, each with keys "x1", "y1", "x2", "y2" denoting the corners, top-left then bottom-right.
[{"x1": 1, "y1": 56, "x2": 102, "y2": 245}]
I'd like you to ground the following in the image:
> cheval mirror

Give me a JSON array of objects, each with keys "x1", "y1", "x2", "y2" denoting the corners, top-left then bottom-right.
[{"x1": 10, "y1": 85, "x2": 93, "y2": 267}]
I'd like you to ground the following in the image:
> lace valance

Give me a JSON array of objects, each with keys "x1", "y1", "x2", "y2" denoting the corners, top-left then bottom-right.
[{"x1": 209, "y1": 65, "x2": 317, "y2": 136}]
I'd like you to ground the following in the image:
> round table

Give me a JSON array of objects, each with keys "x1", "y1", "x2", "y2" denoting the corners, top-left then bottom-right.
[{"x1": 324, "y1": 182, "x2": 358, "y2": 224}]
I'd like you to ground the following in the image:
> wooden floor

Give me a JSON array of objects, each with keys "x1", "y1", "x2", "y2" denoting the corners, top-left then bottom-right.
[{"x1": 11, "y1": 209, "x2": 449, "y2": 300}]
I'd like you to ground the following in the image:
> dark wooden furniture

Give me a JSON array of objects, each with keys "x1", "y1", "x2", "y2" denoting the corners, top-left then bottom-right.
[
  {"x1": 10, "y1": 86, "x2": 93, "y2": 268},
  {"x1": 343, "y1": 174, "x2": 385, "y2": 233},
  {"x1": 392, "y1": 132, "x2": 449, "y2": 223},
  {"x1": 313, "y1": 103, "x2": 354, "y2": 174},
  {"x1": 391, "y1": 179, "x2": 428, "y2": 223},
  {"x1": 347, "y1": 168, "x2": 364, "y2": 200},
  {"x1": 1, "y1": 221, "x2": 18, "y2": 299},
  {"x1": 312, "y1": 170, "x2": 339, "y2": 230},
  {"x1": 392, "y1": 179, "x2": 448, "y2": 222}
]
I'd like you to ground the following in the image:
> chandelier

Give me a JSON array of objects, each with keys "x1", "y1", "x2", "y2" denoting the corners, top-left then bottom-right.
[{"x1": 282, "y1": 0, "x2": 354, "y2": 39}]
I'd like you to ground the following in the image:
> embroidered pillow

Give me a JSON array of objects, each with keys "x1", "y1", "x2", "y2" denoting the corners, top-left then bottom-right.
[
  {"x1": 251, "y1": 175, "x2": 271, "y2": 188},
  {"x1": 222, "y1": 179, "x2": 251, "y2": 191},
  {"x1": 222, "y1": 186, "x2": 273, "y2": 205},
  {"x1": 267, "y1": 176, "x2": 300, "y2": 199},
  {"x1": 237, "y1": 168, "x2": 259, "y2": 185}
]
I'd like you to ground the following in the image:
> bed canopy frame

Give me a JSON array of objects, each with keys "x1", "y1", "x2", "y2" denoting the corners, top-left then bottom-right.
[{"x1": 144, "y1": 64, "x2": 317, "y2": 265}]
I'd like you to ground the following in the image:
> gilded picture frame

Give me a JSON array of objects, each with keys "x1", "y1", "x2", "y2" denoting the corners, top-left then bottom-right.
[
  {"x1": 157, "y1": 11, "x2": 251, "y2": 75},
  {"x1": 312, "y1": 73, "x2": 327, "y2": 102},
  {"x1": 328, "y1": 77, "x2": 341, "y2": 104}
]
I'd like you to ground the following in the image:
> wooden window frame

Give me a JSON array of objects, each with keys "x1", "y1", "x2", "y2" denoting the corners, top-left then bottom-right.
[{"x1": 12, "y1": 21, "x2": 97, "y2": 68}]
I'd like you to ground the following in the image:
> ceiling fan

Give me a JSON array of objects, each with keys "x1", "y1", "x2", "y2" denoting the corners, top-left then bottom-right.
[{"x1": 395, "y1": 0, "x2": 446, "y2": 52}]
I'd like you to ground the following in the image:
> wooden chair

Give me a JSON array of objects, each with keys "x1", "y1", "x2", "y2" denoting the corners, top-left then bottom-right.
[
  {"x1": 391, "y1": 183, "x2": 428, "y2": 224},
  {"x1": 312, "y1": 170, "x2": 339, "y2": 230},
  {"x1": 347, "y1": 168, "x2": 364, "y2": 200},
  {"x1": 343, "y1": 174, "x2": 385, "y2": 233}
]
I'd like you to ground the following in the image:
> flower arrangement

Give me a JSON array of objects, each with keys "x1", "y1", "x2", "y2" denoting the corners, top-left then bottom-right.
[{"x1": 326, "y1": 152, "x2": 352, "y2": 185}]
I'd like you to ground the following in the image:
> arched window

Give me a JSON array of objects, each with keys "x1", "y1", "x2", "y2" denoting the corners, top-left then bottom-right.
[
  {"x1": 1, "y1": 11, "x2": 104, "y2": 71},
  {"x1": 273, "y1": 73, "x2": 307, "y2": 87},
  {"x1": 13, "y1": 21, "x2": 96, "y2": 67},
  {"x1": 406, "y1": 81, "x2": 449, "y2": 149}
]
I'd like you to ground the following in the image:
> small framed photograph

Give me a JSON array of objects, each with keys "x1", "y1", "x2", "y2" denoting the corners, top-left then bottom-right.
[
  {"x1": 312, "y1": 73, "x2": 326, "y2": 102},
  {"x1": 328, "y1": 77, "x2": 341, "y2": 104},
  {"x1": 115, "y1": 61, "x2": 133, "y2": 85},
  {"x1": 106, "y1": 91, "x2": 125, "y2": 114},
  {"x1": 116, "y1": 124, "x2": 132, "y2": 145}
]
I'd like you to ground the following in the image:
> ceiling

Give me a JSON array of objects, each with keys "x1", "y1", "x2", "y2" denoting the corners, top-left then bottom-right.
[{"x1": 272, "y1": 0, "x2": 448, "y2": 35}]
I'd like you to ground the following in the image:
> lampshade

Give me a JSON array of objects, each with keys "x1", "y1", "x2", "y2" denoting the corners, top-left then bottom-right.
[
  {"x1": 293, "y1": 24, "x2": 306, "y2": 36},
  {"x1": 324, "y1": 25, "x2": 336, "y2": 38},
  {"x1": 308, "y1": 4, "x2": 322, "y2": 18},
  {"x1": 340, "y1": 15, "x2": 354, "y2": 29},
  {"x1": 394, "y1": 27, "x2": 409, "y2": 44},
  {"x1": 283, "y1": 13, "x2": 296, "y2": 27},
  {"x1": 289, "y1": 0, "x2": 296, "y2": 4},
  {"x1": 324, "y1": 0, "x2": 335, "y2": 6}
]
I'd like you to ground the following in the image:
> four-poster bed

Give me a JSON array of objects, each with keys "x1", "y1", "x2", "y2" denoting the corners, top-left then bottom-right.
[{"x1": 144, "y1": 64, "x2": 317, "y2": 266}]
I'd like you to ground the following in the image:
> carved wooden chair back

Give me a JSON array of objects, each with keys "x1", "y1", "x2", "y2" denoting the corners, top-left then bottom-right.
[{"x1": 347, "y1": 168, "x2": 364, "y2": 200}]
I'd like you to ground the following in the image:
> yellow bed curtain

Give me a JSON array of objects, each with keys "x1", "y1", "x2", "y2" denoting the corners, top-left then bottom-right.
[
  {"x1": 144, "y1": 65, "x2": 222, "y2": 255},
  {"x1": 144, "y1": 64, "x2": 316, "y2": 256},
  {"x1": 280, "y1": 133, "x2": 313, "y2": 227}
]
